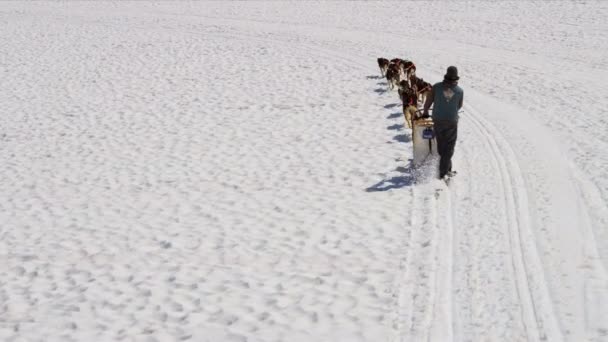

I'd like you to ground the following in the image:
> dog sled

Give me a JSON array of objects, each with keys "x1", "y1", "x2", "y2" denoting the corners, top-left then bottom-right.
[{"x1": 411, "y1": 113, "x2": 438, "y2": 167}]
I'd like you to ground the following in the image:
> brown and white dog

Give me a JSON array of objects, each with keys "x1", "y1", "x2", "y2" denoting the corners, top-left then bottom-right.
[
  {"x1": 377, "y1": 57, "x2": 389, "y2": 77},
  {"x1": 398, "y1": 81, "x2": 419, "y2": 128},
  {"x1": 410, "y1": 75, "x2": 432, "y2": 105},
  {"x1": 401, "y1": 60, "x2": 417, "y2": 86}
]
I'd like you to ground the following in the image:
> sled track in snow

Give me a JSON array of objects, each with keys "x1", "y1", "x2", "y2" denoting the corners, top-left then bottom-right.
[
  {"x1": 464, "y1": 104, "x2": 562, "y2": 341},
  {"x1": 428, "y1": 182, "x2": 456, "y2": 341},
  {"x1": 393, "y1": 184, "x2": 453, "y2": 341},
  {"x1": 388, "y1": 148, "x2": 455, "y2": 341}
]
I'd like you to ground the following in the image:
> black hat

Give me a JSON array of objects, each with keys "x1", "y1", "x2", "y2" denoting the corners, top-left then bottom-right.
[{"x1": 444, "y1": 66, "x2": 459, "y2": 81}]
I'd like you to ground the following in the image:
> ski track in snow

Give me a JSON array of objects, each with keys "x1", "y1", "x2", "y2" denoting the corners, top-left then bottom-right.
[
  {"x1": 462, "y1": 104, "x2": 559, "y2": 341},
  {"x1": 1, "y1": 2, "x2": 608, "y2": 341}
]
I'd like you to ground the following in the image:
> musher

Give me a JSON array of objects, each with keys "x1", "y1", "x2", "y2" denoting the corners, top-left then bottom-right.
[{"x1": 422, "y1": 66, "x2": 463, "y2": 180}]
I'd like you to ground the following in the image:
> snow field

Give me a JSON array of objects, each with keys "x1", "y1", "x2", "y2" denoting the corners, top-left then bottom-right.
[{"x1": 1, "y1": 1, "x2": 608, "y2": 341}]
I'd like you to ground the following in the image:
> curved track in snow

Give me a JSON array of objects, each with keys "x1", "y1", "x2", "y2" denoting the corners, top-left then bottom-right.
[{"x1": 455, "y1": 103, "x2": 560, "y2": 341}]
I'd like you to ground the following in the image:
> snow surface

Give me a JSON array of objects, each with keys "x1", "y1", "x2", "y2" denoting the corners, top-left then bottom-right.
[{"x1": 1, "y1": 1, "x2": 608, "y2": 341}]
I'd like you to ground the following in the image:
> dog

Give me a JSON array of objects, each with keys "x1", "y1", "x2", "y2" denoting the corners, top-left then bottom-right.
[
  {"x1": 385, "y1": 63, "x2": 401, "y2": 90},
  {"x1": 392, "y1": 58, "x2": 406, "y2": 77},
  {"x1": 410, "y1": 75, "x2": 432, "y2": 105},
  {"x1": 398, "y1": 83, "x2": 419, "y2": 129},
  {"x1": 377, "y1": 57, "x2": 389, "y2": 77},
  {"x1": 397, "y1": 79, "x2": 409, "y2": 101},
  {"x1": 401, "y1": 60, "x2": 416, "y2": 85},
  {"x1": 391, "y1": 59, "x2": 403, "y2": 77}
]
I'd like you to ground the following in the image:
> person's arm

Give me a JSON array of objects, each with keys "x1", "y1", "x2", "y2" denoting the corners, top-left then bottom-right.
[
  {"x1": 458, "y1": 91, "x2": 463, "y2": 110},
  {"x1": 423, "y1": 87, "x2": 434, "y2": 116}
]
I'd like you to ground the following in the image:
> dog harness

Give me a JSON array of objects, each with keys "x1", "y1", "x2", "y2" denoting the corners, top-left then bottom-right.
[{"x1": 420, "y1": 84, "x2": 431, "y2": 92}]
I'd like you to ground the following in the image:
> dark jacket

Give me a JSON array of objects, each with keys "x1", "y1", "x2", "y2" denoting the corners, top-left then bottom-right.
[{"x1": 423, "y1": 81, "x2": 463, "y2": 122}]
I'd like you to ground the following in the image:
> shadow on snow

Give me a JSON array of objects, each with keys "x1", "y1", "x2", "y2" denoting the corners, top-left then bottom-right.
[
  {"x1": 366, "y1": 162, "x2": 416, "y2": 192},
  {"x1": 374, "y1": 88, "x2": 387, "y2": 94},
  {"x1": 387, "y1": 123, "x2": 403, "y2": 131},
  {"x1": 393, "y1": 133, "x2": 411, "y2": 143},
  {"x1": 387, "y1": 112, "x2": 402, "y2": 119}
]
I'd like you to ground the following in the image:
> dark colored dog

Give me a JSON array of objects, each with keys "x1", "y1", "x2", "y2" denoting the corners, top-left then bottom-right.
[
  {"x1": 401, "y1": 60, "x2": 416, "y2": 82},
  {"x1": 377, "y1": 57, "x2": 389, "y2": 77},
  {"x1": 385, "y1": 63, "x2": 401, "y2": 90},
  {"x1": 390, "y1": 58, "x2": 402, "y2": 65},
  {"x1": 410, "y1": 75, "x2": 432, "y2": 105}
]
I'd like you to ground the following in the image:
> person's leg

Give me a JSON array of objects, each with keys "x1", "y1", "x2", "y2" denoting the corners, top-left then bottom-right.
[
  {"x1": 442, "y1": 121, "x2": 458, "y2": 175},
  {"x1": 434, "y1": 121, "x2": 449, "y2": 178}
]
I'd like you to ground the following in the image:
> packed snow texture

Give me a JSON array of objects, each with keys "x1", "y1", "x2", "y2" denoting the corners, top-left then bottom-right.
[{"x1": 1, "y1": 1, "x2": 607, "y2": 341}]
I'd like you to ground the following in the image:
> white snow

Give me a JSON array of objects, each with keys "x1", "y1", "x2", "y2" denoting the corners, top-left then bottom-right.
[{"x1": 1, "y1": 1, "x2": 607, "y2": 341}]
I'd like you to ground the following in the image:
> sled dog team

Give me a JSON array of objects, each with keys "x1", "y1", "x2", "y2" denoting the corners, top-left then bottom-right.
[
  {"x1": 377, "y1": 57, "x2": 463, "y2": 180},
  {"x1": 377, "y1": 57, "x2": 432, "y2": 129}
]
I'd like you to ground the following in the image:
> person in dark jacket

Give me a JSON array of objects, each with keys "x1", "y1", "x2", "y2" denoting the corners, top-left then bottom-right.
[{"x1": 422, "y1": 66, "x2": 463, "y2": 179}]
